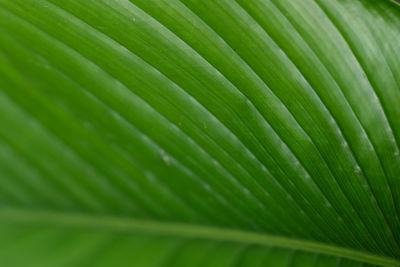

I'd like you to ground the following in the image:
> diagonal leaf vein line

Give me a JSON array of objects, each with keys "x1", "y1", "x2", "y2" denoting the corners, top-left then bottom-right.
[{"x1": 0, "y1": 207, "x2": 398, "y2": 267}]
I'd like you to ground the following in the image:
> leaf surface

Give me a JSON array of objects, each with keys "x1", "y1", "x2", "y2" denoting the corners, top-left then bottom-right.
[{"x1": 0, "y1": 0, "x2": 399, "y2": 266}]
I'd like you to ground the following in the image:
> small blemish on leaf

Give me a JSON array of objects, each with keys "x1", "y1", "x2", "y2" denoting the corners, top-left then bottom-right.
[{"x1": 160, "y1": 149, "x2": 170, "y2": 166}]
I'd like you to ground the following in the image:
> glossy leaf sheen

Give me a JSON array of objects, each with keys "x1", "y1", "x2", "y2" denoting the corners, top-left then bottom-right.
[{"x1": 0, "y1": 0, "x2": 399, "y2": 266}]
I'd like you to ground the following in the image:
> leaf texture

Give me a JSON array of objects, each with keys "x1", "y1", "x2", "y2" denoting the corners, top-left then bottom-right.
[{"x1": 0, "y1": 0, "x2": 399, "y2": 266}]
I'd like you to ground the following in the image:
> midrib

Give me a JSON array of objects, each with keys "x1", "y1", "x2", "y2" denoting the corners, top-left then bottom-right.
[{"x1": 0, "y1": 207, "x2": 398, "y2": 266}]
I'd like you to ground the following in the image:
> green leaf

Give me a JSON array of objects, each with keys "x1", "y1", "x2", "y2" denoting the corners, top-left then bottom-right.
[{"x1": 0, "y1": 0, "x2": 399, "y2": 266}]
